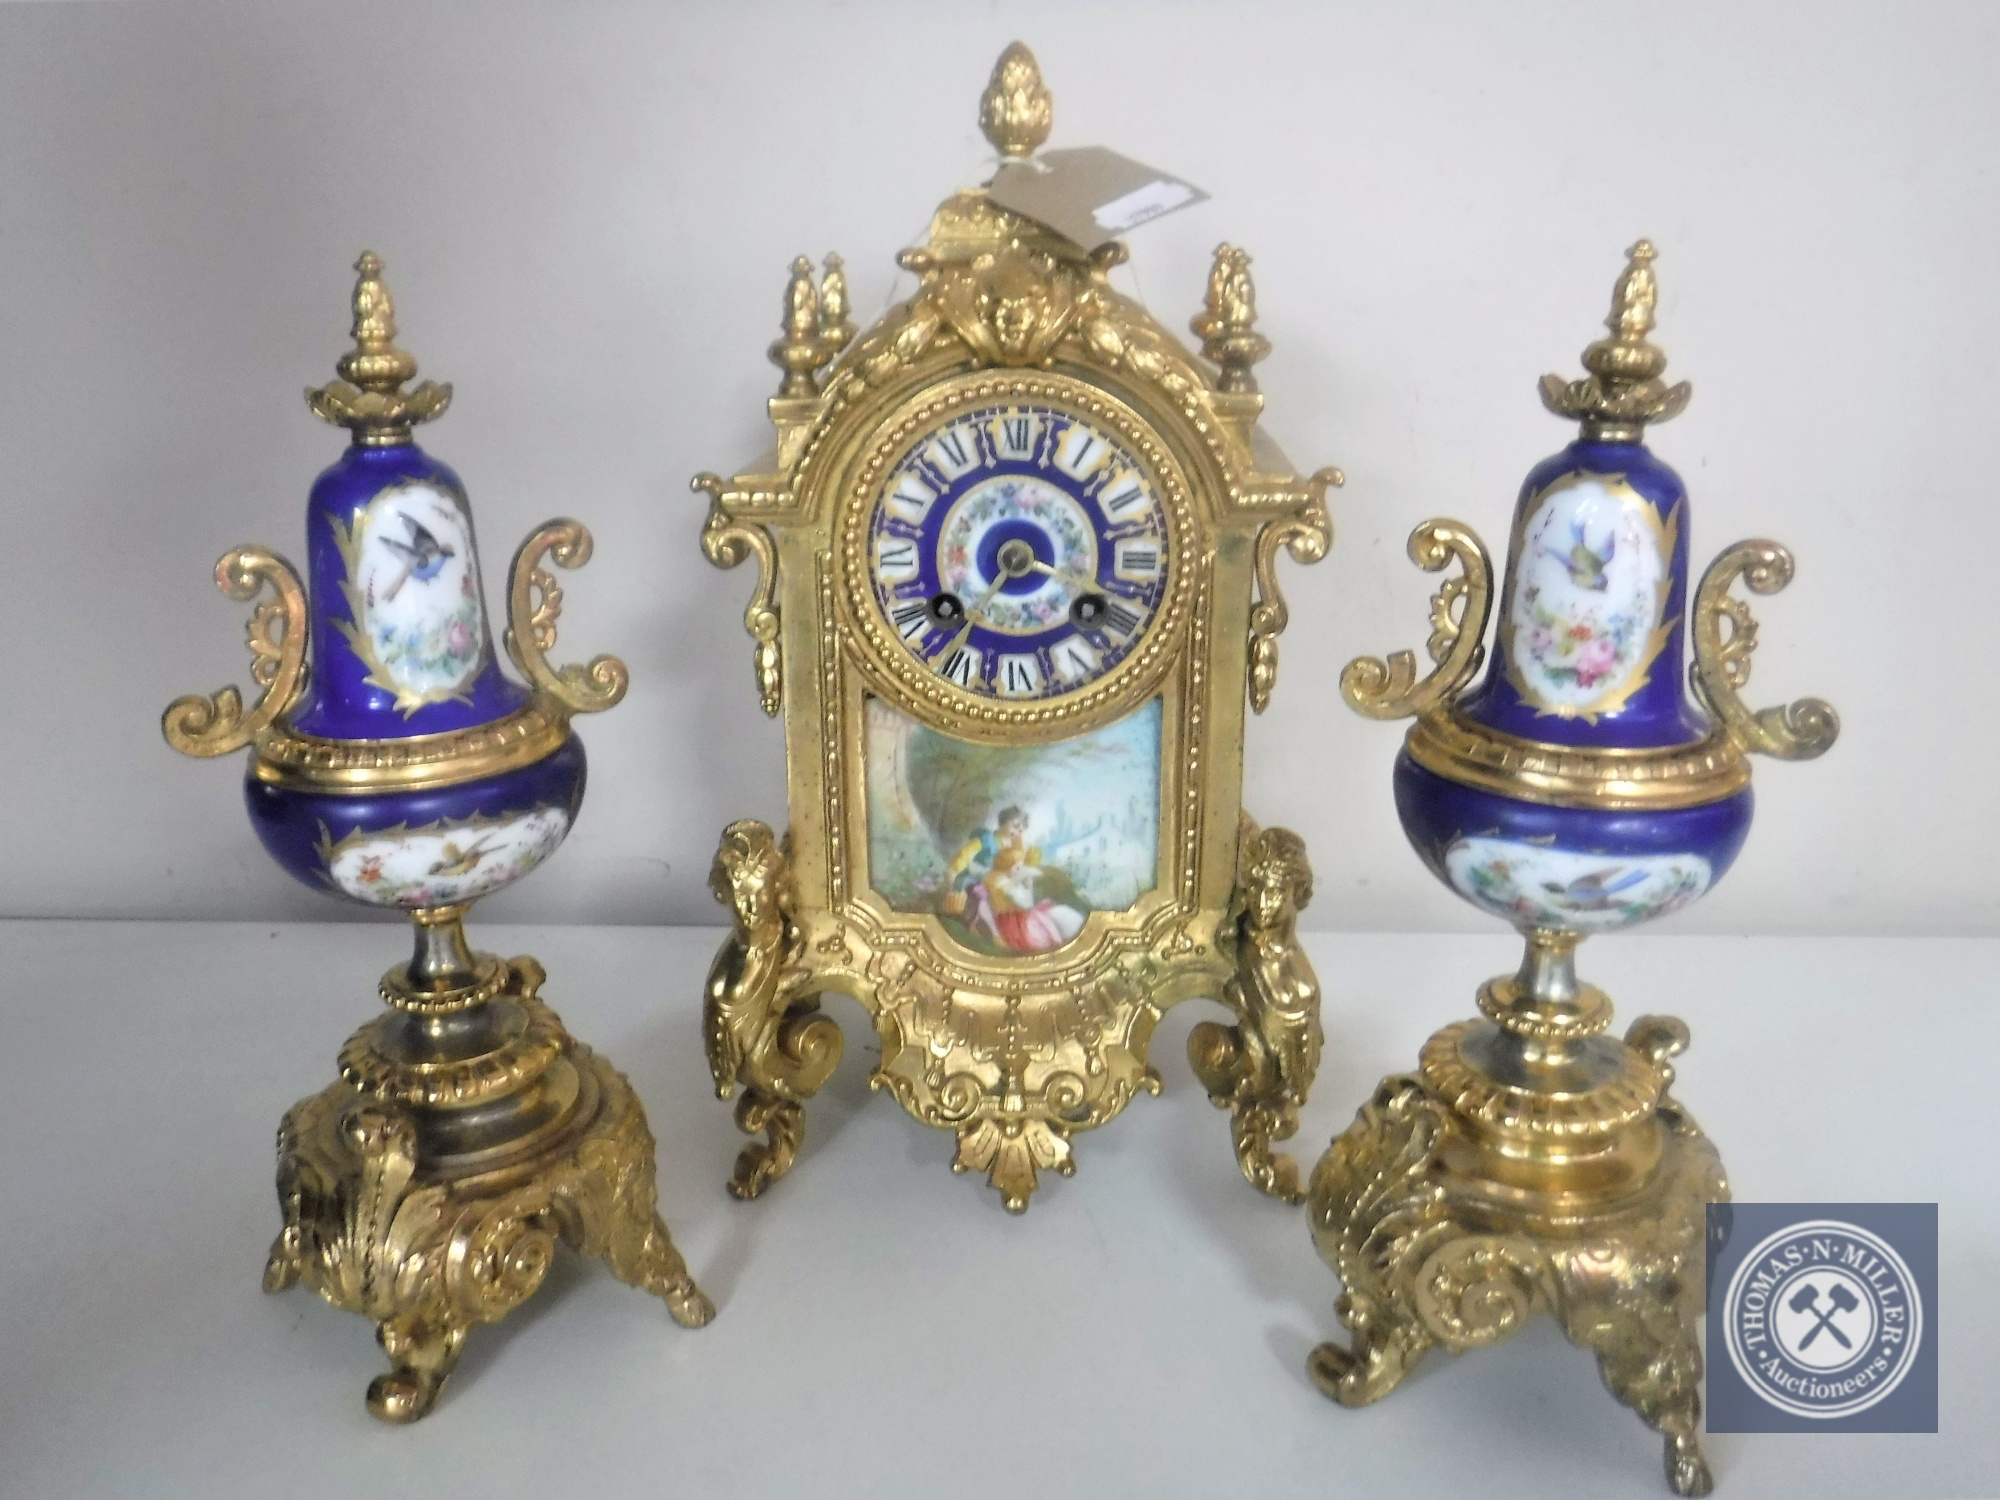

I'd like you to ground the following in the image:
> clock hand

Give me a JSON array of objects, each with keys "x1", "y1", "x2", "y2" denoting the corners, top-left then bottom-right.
[
  {"x1": 1024, "y1": 557, "x2": 1097, "y2": 593},
  {"x1": 938, "y1": 616, "x2": 976, "y2": 661},
  {"x1": 973, "y1": 570, "x2": 1014, "y2": 612},
  {"x1": 928, "y1": 560, "x2": 1024, "y2": 668},
  {"x1": 949, "y1": 560, "x2": 1022, "y2": 636},
  {"x1": 938, "y1": 575, "x2": 1009, "y2": 662}
]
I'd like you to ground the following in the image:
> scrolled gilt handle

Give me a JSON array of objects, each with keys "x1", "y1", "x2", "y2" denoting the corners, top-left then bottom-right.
[
  {"x1": 1248, "y1": 466, "x2": 1342, "y2": 715},
  {"x1": 504, "y1": 519, "x2": 629, "y2": 715},
  {"x1": 162, "y1": 545, "x2": 309, "y2": 757},
  {"x1": 1340, "y1": 519, "x2": 1492, "y2": 721},
  {"x1": 1689, "y1": 539, "x2": 1838, "y2": 759},
  {"x1": 695, "y1": 473, "x2": 782, "y2": 717}
]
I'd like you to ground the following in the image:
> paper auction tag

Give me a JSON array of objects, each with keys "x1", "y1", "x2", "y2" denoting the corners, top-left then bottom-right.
[{"x1": 987, "y1": 146, "x2": 1209, "y2": 251}]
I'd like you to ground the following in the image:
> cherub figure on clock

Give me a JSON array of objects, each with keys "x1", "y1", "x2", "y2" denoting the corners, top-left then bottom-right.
[{"x1": 694, "y1": 43, "x2": 1342, "y2": 1212}]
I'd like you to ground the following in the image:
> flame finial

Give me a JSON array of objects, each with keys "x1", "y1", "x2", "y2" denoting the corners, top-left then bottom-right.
[
  {"x1": 1539, "y1": 240, "x2": 1692, "y2": 442},
  {"x1": 1191, "y1": 243, "x2": 1273, "y2": 394},
  {"x1": 768, "y1": 255, "x2": 826, "y2": 398},
  {"x1": 817, "y1": 252, "x2": 856, "y2": 357},
  {"x1": 306, "y1": 252, "x2": 451, "y2": 446},
  {"x1": 980, "y1": 43, "x2": 1053, "y2": 159}
]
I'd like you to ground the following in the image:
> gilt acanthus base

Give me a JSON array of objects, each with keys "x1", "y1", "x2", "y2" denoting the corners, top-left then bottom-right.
[
  {"x1": 264, "y1": 955, "x2": 714, "y2": 1422},
  {"x1": 704, "y1": 817, "x2": 1321, "y2": 1213},
  {"x1": 1306, "y1": 1013, "x2": 1727, "y2": 1498}
]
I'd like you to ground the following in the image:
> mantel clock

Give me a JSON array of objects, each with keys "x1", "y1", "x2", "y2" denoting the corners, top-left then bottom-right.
[{"x1": 694, "y1": 44, "x2": 1342, "y2": 1211}]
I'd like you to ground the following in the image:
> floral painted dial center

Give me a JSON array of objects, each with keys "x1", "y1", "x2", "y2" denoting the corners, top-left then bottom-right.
[
  {"x1": 868, "y1": 402, "x2": 1169, "y2": 699},
  {"x1": 936, "y1": 478, "x2": 1097, "y2": 636}
]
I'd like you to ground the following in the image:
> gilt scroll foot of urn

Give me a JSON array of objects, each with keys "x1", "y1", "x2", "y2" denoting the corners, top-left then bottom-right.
[
  {"x1": 1307, "y1": 995, "x2": 1725, "y2": 1497},
  {"x1": 265, "y1": 944, "x2": 714, "y2": 1423}
]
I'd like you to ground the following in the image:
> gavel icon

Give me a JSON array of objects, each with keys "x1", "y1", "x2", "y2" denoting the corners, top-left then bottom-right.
[{"x1": 1790, "y1": 1281, "x2": 1861, "y2": 1350}]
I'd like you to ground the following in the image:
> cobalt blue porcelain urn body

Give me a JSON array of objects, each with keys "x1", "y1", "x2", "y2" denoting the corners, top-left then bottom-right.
[
  {"x1": 239, "y1": 414, "x2": 591, "y2": 906},
  {"x1": 161, "y1": 253, "x2": 710, "y2": 1426},
  {"x1": 165, "y1": 253, "x2": 626, "y2": 912},
  {"x1": 1342, "y1": 241, "x2": 1837, "y2": 944},
  {"x1": 1386, "y1": 423, "x2": 1758, "y2": 938}
]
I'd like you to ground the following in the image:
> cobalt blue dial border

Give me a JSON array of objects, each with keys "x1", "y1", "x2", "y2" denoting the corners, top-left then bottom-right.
[{"x1": 867, "y1": 401, "x2": 1169, "y2": 698}]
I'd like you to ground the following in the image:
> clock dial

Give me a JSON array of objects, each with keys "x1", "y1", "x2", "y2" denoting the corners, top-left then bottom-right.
[{"x1": 865, "y1": 403, "x2": 1171, "y2": 700}]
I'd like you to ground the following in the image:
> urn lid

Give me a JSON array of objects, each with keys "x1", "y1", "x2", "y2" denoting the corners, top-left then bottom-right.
[
  {"x1": 1457, "y1": 242, "x2": 1709, "y2": 751},
  {"x1": 286, "y1": 254, "x2": 530, "y2": 741}
]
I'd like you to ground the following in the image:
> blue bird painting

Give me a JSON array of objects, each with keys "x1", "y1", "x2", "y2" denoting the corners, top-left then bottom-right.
[
  {"x1": 379, "y1": 512, "x2": 455, "y2": 601},
  {"x1": 1543, "y1": 518, "x2": 1616, "y2": 592},
  {"x1": 1542, "y1": 866, "x2": 1648, "y2": 910},
  {"x1": 427, "y1": 832, "x2": 500, "y2": 878}
]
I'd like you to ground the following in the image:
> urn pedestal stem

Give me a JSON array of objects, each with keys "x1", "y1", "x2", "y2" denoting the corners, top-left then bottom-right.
[{"x1": 405, "y1": 902, "x2": 479, "y2": 990}]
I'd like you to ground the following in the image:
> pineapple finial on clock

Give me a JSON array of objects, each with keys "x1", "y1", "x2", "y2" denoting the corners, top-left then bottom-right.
[{"x1": 980, "y1": 41, "x2": 1053, "y2": 160}]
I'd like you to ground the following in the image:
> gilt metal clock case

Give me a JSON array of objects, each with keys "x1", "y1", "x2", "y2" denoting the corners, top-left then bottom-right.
[{"x1": 695, "y1": 45, "x2": 1340, "y2": 1211}]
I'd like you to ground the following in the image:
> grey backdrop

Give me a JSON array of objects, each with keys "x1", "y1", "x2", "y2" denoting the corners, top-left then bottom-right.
[{"x1": 2, "y1": 0, "x2": 1992, "y2": 930}]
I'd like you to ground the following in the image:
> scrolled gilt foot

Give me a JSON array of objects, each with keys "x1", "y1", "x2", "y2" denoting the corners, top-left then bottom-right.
[
  {"x1": 1188, "y1": 1019, "x2": 1304, "y2": 1202},
  {"x1": 263, "y1": 1227, "x2": 303, "y2": 1293},
  {"x1": 1586, "y1": 1310, "x2": 1712, "y2": 1497},
  {"x1": 1308, "y1": 1291, "x2": 1435, "y2": 1406},
  {"x1": 1306, "y1": 1075, "x2": 1456, "y2": 1405},
  {"x1": 1230, "y1": 1095, "x2": 1304, "y2": 1204},
  {"x1": 1665, "y1": 1434, "x2": 1715, "y2": 1499},
  {"x1": 724, "y1": 1002, "x2": 843, "y2": 1199},
  {"x1": 602, "y1": 1185, "x2": 714, "y2": 1326},
  {"x1": 1564, "y1": 1262, "x2": 1713, "y2": 1497},
  {"x1": 728, "y1": 1089, "x2": 807, "y2": 1201},
  {"x1": 663, "y1": 1275, "x2": 718, "y2": 1329},
  {"x1": 368, "y1": 1314, "x2": 468, "y2": 1424},
  {"x1": 573, "y1": 1052, "x2": 717, "y2": 1326}
]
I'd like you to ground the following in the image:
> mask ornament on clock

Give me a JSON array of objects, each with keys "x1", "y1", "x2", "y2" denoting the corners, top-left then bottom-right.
[{"x1": 693, "y1": 44, "x2": 1342, "y2": 1211}]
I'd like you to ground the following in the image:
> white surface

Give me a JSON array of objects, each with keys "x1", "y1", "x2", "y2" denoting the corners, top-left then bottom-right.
[
  {"x1": 1, "y1": 922, "x2": 1993, "y2": 1499},
  {"x1": 1, "y1": 1, "x2": 1995, "y2": 931}
]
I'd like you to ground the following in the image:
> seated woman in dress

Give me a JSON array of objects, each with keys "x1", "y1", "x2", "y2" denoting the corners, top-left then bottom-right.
[{"x1": 943, "y1": 805, "x2": 1086, "y2": 954}]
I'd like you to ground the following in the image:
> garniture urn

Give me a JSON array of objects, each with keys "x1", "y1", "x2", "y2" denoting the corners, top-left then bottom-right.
[
  {"x1": 1310, "y1": 241, "x2": 1837, "y2": 1495},
  {"x1": 162, "y1": 253, "x2": 712, "y2": 1423}
]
